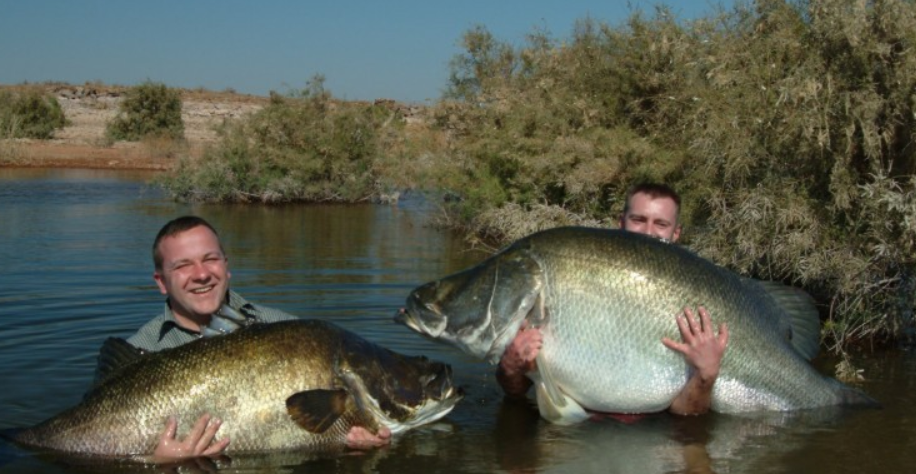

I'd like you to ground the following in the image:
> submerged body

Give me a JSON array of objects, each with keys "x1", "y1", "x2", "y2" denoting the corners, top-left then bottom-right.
[
  {"x1": 398, "y1": 227, "x2": 875, "y2": 424},
  {"x1": 13, "y1": 319, "x2": 461, "y2": 456}
]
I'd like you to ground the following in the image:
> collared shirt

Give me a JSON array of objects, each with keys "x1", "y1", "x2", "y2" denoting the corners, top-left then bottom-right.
[{"x1": 126, "y1": 290, "x2": 296, "y2": 352}]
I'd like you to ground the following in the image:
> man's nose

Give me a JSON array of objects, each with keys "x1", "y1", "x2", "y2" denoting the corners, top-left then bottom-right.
[{"x1": 190, "y1": 262, "x2": 211, "y2": 279}]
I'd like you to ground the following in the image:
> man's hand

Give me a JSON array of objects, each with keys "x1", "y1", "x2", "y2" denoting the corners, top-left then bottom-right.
[
  {"x1": 496, "y1": 321, "x2": 542, "y2": 397},
  {"x1": 150, "y1": 414, "x2": 230, "y2": 464},
  {"x1": 345, "y1": 426, "x2": 391, "y2": 450},
  {"x1": 663, "y1": 306, "x2": 729, "y2": 381},
  {"x1": 663, "y1": 306, "x2": 729, "y2": 415}
]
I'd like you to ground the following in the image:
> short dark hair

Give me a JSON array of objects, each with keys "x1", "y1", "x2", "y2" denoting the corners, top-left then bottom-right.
[
  {"x1": 622, "y1": 182, "x2": 681, "y2": 218},
  {"x1": 152, "y1": 216, "x2": 224, "y2": 270}
]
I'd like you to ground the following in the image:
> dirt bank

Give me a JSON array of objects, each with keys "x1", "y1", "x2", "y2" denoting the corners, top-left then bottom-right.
[{"x1": 1, "y1": 83, "x2": 268, "y2": 171}]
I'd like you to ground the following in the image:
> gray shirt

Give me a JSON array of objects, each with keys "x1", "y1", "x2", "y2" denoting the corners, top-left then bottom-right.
[{"x1": 126, "y1": 290, "x2": 296, "y2": 352}]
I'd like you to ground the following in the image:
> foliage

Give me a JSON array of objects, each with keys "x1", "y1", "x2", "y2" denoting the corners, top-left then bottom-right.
[
  {"x1": 432, "y1": 0, "x2": 916, "y2": 352},
  {"x1": 157, "y1": 75, "x2": 402, "y2": 203},
  {"x1": 152, "y1": 1, "x2": 916, "y2": 351},
  {"x1": 106, "y1": 81, "x2": 184, "y2": 141},
  {"x1": 0, "y1": 87, "x2": 67, "y2": 139}
]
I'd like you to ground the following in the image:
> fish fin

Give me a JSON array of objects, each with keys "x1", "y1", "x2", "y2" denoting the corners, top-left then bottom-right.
[
  {"x1": 833, "y1": 379, "x2": 882, "y2": 409},
  {"x1": 748, "y1": 279, "x2": 822, "y2": 360},
  {"x1": 529, "y1": 353, "x2": 590, "y2": 425},
  {"x1": 286, "y1": 389, "x2": 350, "y2": 434},
  {"x1": 92, "y1": 337, "x2": 146, "y2": 389},
  {"x1": 532, "y1": 379, "x2": 590, "y2": 425},
  {"x1": 532, "y1": 352, "x2": 565, "y2": 407}
]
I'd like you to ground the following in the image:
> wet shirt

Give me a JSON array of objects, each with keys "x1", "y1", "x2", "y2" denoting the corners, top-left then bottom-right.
[{"x1": 126, "y1": 290, "x2": 296, "y2": 352}]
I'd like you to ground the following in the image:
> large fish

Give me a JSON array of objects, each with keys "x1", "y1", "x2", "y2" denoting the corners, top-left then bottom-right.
[
  {"x1": 396, "y1": 226, "x2": 876, "y2": 424},
  {"x1": 11, "y1": 319, "x2": 462, "y2": 456}
]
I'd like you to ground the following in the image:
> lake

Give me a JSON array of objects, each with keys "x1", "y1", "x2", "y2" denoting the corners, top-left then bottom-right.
[{"x1": 0, "y1": 168, "x2": 913, "y2": 473}]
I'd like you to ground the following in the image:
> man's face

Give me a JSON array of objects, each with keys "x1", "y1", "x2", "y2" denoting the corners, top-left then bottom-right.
[
  {"x1": 620, "y1": 192, "x2": 682, "y2": 243},
  {"x1": 153, "y1": 225, "x2": 231, "y2": 324}
]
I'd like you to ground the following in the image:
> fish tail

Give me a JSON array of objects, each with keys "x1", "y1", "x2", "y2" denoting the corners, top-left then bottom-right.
[{"x1": 832, "y1": 379, "x2": 881, "y2": 409}]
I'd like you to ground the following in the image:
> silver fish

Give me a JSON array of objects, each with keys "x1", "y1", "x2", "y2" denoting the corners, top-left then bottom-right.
[
  {"x1": 12, "y1": 319, "x2": 462, "y2": 456},
  {"x1": 200, "y1": 304, "x2": 250, "y2": 337},
  {"x1": 397, "y1": 227, "x2": 876, "y2": 424}
]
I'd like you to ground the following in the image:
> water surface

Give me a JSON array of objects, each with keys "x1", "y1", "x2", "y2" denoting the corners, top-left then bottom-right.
[{"x1": 0, "y1": 168, "x2": 913, "y2": 473}]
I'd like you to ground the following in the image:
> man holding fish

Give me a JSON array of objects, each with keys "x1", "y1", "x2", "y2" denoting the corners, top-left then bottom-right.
[
  {"x1": 497, "y1": 183, "x2": 730, "y2": 416},
  {"x1": 115, "y1": 216, "x2": 392, "y2": 461}
]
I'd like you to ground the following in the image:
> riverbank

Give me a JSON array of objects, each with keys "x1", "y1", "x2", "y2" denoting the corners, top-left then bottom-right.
[{"x1": 0, "y1": 83, "x2": 268, "y2": 170}]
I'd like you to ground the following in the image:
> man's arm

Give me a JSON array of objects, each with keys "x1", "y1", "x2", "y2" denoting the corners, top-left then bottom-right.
[
  {"x1": 662, "y1": 306, "x2": 729, "y2": 416},
  {"x1": 496, "y1": 322, "x2": 542, "y2": 398}
]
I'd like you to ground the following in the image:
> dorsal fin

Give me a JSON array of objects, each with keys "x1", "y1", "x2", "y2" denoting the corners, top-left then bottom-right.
[
  {"x1": 92, "y1": 337, "x2": 146, "y2": 389},
  {"x1": 746, "y1": 279, "x2": 822, "y2": 360}
]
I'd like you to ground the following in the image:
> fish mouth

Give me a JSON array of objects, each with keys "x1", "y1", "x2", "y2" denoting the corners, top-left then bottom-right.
[
  {"x1": 393, "y1": 307, "x2": 417, "y2": 328},
  {"x1": 401, "y1": 364, "x2": 464, "y2": 432},
  {"x1": 368, "y1": 359, "x2": 464, "y2": 435},
  {"x1": 394, "y1": 293, "x2": 447, "y2": 338},
  {"x1": 422, "y1": 362, "x2": 464, "y2": 402}
]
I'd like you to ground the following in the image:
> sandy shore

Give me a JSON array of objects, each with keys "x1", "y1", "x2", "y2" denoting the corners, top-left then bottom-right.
[{"x1": 2, "y1": 84, "x2": 268, "y2": 171}]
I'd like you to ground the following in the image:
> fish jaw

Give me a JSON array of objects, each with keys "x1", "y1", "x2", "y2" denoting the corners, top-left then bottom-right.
[
  {"x1": 399, "y1": 246, "x2": 545, "y2": 363},
  {"x1": 339, "y1": 361, "x2": 464, "y2": 435},
  {"x1": 398, "y1": 281, "x2": 450, "y2": 339}
]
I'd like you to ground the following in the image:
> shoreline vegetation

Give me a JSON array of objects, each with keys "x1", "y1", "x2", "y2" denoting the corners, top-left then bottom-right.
[{"x1": 2, "y1": 0, "x2": 915, "y2": 359}]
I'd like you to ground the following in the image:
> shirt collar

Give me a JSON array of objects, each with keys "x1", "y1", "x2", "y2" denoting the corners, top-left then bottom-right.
[{"x1": 159, "y1": 289, "x2": 256, "y2": 342}]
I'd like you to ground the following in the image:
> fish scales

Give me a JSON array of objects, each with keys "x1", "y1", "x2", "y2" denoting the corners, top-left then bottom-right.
[
  {"x1": 399, "y1": 227, "x2": 876, "y2": 422},
  {"x1": 532, "y1": 228, "x2": 813, "y2": 412},
  {"x1": 13, "y1": 319, "x2": 461, "y2": 456}
]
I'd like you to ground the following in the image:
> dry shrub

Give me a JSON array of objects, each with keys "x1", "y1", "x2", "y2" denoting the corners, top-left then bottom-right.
[
  {"x1": 140, "y1": 134, "x2": 188, "y2": 160},
  {"x1": 435, "y1": 0, "x2": 916, "y2": 352},
  {"x1": 0, "y1": 87, "x2": 67, "y2": 139},
  {"x1": 471, "y1": 202, "x2": 610, "y2": 249}
]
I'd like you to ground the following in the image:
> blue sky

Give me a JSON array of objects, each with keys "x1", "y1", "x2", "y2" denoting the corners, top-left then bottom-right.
[{"x1": 0, "y1": 0, "x2": 734, "y2": 103}]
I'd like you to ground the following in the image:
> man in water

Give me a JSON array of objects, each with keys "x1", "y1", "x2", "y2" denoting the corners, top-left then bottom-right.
[
  {"x1": 497, "y1": 183, "x2": 729, "y2": 416},
  {"x1": 106, "y1": 216, "x2": 391, "y2": 462}
]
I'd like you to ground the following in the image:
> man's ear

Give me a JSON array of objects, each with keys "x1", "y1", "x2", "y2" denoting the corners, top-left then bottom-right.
[
  {"x1": 153, "y1": 271, "x2": 168, "y2": 295},
  {"x1": 672, "y1": 225, "x2": 682, "y2": 243}
]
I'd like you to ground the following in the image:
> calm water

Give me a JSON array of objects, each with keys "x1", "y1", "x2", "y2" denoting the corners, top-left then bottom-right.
[{"x1": 0, "y1": 168, "x2": 914, "y2": 473}]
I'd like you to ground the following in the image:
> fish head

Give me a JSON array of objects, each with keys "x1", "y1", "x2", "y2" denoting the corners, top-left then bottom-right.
[
  {"x1": 397, "y1": 245, "x2": 545, "y2": 363},
  {"x1": 340, "y1": 342, "x2": 463, "y2": 434}
]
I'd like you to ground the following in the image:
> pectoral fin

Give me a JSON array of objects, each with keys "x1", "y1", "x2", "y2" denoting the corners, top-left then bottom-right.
[
  {"x1": 286, "y1": 389, "x2": 349, "y2": 433},
  {"x1": 531, "y1": 353, "x2": 589, "y2": 425}
]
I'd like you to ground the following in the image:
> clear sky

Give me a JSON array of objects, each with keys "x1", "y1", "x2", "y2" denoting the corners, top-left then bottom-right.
[{"x1": 0, "y1": 0, "x2": 733, "y2": 103}]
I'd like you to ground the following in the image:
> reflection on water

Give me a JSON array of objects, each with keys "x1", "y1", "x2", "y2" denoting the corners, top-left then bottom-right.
[{"x1": 1, "y1": 168, "x2": 915, "y2": 473}]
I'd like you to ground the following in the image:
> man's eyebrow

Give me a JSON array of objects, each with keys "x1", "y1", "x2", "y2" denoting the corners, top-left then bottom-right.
[
  {"x1": 167, "y1": 258, "x2": 192, "y2": 269},
  {"x1": 167, "y1": 251, "x2": 223, "y2": 268}
]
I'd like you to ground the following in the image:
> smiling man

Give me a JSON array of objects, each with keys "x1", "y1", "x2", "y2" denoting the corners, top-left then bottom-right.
[{"x1": 105, "y1": 216, "x2": 391, "y2": 462}]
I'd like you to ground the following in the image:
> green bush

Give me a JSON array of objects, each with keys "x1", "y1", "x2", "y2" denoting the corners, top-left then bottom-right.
[
  {"x1": 0, "y1": 87, "x2": 67, "y2": 139},
  {"x1": 158, "y1": 76, "x2": 398, "y2": 203},
  {"x1": 106, "y1": 81, "x2": 184, "y2": 141}
]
